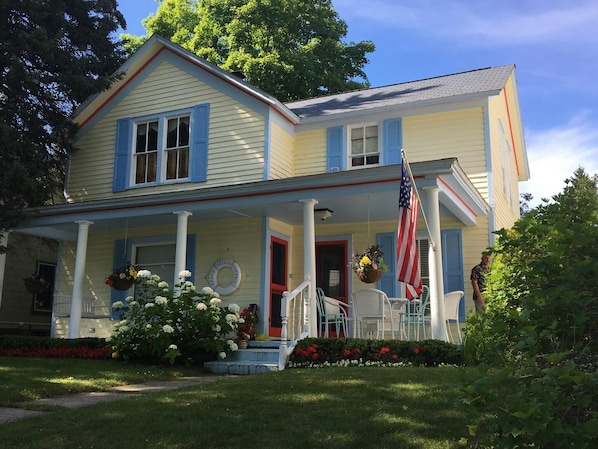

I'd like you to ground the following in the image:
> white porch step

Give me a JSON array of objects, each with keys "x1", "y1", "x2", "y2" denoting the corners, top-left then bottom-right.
[{"x1": 204, "y1": 341, "x2": 283, "y2": 375}]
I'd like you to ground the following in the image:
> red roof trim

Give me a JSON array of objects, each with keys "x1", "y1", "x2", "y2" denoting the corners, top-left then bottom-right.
[{"x1": 438, "y1": 176, "x2": 477, "y2": 217}]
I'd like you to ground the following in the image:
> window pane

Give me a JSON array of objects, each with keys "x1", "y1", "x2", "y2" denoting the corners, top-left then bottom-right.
[
  {"x1": 135, "y1": 244, "x2": 176, "y2": 287},
  {"x1": 365, "y1": 154, "x2": 379, "y2": 165},
  {"x1": 351, "y1": 156, "x2": 364, "y2": 167},
  {"x1": 136, "y1": 124, "x2": 147, "y2": 153},
  {"x1": 135, "y1": 154, "x2": 146, "y2": 183},
  {"x1": 365, "y1": 125, "x2": 378, "y2": 138},
  {"x1": 179, "y1": 148, "x2": 189, "y2": 178},
  {"x1": 147, "y1": 153, "x2": 157, "y2": 182},
  {"x1": 179, "y1": 116, "x2": 189, "y2": 146},
  {"x1": 351, "y1": 127, "x2": 363, "y2": 140},
  {"x1": 365, "y1": 135, "x2": 378, "y2": 152},
  {"x1": 166, "y1": 118, "x2": 178, "y2": 149},
  {"x1": 148, "y1": 121, "x2": 158, "y2": 151},
  {"x1": 166, "y1": 151, "x2": 177, "y2": 180},
  {"x1": 137, "y1": 244, "x2": 176, "y2": 263},
  {"x1": 351, "y1": 140, "x2": 363, "y2": 155}
]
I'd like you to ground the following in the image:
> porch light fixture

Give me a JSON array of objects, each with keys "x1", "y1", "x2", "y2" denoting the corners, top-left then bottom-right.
[{"x1": 315, "y1": 208, "x2": 334, "y2": 221}]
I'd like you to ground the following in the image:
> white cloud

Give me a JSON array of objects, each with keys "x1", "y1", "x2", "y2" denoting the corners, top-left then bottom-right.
[
  {"x1": 334, "y1": 0, "x2": 598, "y2": 45},
  {"x1": 520, "y1": 113, "x2": 598, "y2": 206}
]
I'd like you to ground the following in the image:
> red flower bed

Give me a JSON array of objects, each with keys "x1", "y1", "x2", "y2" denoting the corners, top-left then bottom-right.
[{"x1": 0, "y1": 346, "x2": 111, "y2": 359}]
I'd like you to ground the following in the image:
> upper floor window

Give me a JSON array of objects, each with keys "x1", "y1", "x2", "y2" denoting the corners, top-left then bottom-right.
[
  {"x1": 133, "y1": 114, "x2": 190, "y2": 186},
  {"x1": 349, "y1": 124, "x2": 380, "y2": 168},
  {"x1": 113, "y1": 104, "x2": 209, "y2": 193}
]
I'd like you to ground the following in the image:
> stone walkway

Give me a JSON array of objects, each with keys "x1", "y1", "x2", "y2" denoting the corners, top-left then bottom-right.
[{"x1": 0, "y1": 375, "x2": 231, "y2": 425}]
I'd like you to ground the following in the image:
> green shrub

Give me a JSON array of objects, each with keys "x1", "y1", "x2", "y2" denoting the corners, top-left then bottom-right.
[{"x1": 461, "y1": 169, "x2": 598, "y2": 448}]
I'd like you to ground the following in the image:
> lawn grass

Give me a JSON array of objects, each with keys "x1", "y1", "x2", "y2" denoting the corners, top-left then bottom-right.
[
  {"x1": 0, "y1": 357, "x2": 198, "y2": 405},
  {"x1": 0, "y1": 358, "x2": 475, "y2": 448}
]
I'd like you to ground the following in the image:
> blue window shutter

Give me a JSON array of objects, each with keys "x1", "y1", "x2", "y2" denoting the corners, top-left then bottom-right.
[
  {"x1": 113, "y1": 119, "x2": 131, "y2": 192},
  {"x1": 383, "y1": 118, "x2": 402, "y2": 166},
  {"x1": 326, "y1": 126, "x2": 344, "y2": 172},
  {"x1": 377, "y1": 232, "x2": 396, "y2": 296},
  {"x1": 191, "y1": 104, "x2": 209, "y2": 182},
  {"x1": 441, "y1": 230, "x2": 465, "y2": 321},
  {"x1": 110, "y1": 239, "x2": 129, "y2": 320},
  {"x1": 186, "y1": 234, "x2": 196, "y2": 284}
]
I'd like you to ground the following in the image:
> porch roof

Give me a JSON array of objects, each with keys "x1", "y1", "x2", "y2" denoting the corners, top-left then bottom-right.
[{"x1": 17, "y1": 158, "x2": 488, "y2": 241}]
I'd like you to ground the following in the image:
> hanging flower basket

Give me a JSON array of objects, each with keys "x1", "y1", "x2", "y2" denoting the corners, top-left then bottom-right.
[
  {"x1": 23, "y1": 277, "x2": 50, "y2": 295},
  {"x1": 358, "y1": 268, "x2": 384, "y2": 284},
  {"x1": 111, "y1": 278, "x2": 133, "y2": 291},
  {"x1": 352, "y1": 244, "x2": 388, "y2": 284},
  {"x1": 105, "y1": 263, "x2": 140, "y2": 290}
]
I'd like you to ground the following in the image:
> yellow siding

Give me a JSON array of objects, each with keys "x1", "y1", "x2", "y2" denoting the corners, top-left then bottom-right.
[
  {"x1": 404, "y1": 108, "x2": 489, "y2": 200},
  {"x1": 68, "y1": 61, "x2": 266, "y2": 202},
  {"x1": 487, "y1": 87, "x2": 520, "y2": 231},
  {"x1": 294, "y1": 129, "x2": 327, "y2": 176},
  {"x1": 269, "y1": 122, "x2": 294, "y2": 179},
  {"x1": 193, "y1": 217, "x2": 263, "y2": 306},
  {"x1": 0, "y1": 234, "x2": 58, "y2": 332}
]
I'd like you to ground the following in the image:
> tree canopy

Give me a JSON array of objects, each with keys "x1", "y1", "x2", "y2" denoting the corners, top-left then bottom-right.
[
  {"x1": 121, "y1": 0, "x2": 375, "y2": 102},
  {"x1": 0, "y1": 0, "x2": 126, "y2": 251}
]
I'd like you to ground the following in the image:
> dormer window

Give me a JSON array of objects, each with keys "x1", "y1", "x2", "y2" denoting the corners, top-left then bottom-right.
[
  {"x1": 350, "y1": 124, "x2": 379, "y2": 168},
  {"x1": 133, "y1": 114, "x2": 190, "y2": 186},
  {"x1": 113, "y1": 104, "x2": 208, "y2": 193}
]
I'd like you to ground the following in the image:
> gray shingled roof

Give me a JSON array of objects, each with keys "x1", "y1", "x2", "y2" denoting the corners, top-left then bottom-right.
[{"x1": 285, "y1": 64, "x2": 515, "y2": 119}]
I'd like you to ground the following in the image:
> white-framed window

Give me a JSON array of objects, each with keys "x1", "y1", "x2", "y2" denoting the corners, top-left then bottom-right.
[
  {"x1": 133, "y1": 243, "x2": 176, "y2": 285},
  {"x1": 133, "y1": 112, "x2": 191, "y2": 186},
  {"x1": 349, "y1": 123, "x2": 380, "y2": 168},
  {"x1": 114, "y1": 104, "x2": 208, "y2": 193}
]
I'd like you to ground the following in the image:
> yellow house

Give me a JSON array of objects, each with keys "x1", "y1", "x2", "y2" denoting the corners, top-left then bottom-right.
[{"x1": 11, "y1": 35, "x2": 528, "y2": 345}]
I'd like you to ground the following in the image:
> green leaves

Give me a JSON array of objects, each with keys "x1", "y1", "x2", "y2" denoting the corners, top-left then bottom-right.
[
  {"x1": 461, "y1": 168, "x2": 598, "y2": 448},
  {"x1": 122, "y1": 0, "x2": 375, "y2": 102}
]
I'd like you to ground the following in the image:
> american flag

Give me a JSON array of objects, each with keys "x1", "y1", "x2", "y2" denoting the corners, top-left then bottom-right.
[{"x1": 396, "y1": 163, "x2": 423, "y2": 299}]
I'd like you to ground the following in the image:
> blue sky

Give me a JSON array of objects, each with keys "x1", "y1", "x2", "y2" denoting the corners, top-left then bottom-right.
[{"x1": 117, "y1": 0, "x2": 598, "y2": 207}]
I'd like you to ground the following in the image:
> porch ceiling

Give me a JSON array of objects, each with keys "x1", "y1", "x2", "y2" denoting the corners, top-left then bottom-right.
[{"x1": 17, "y1": 158, "x2": 488, "y2": 241}]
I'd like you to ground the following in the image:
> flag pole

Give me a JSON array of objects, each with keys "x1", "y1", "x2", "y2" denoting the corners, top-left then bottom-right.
[{"x1": 401, "y1": 149, "x2": 436, "y2": 251}]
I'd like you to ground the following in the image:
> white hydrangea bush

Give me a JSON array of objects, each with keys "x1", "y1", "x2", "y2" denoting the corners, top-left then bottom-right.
[{"x1": 108, "y1": 270, "x2": 241, "y2": 364}]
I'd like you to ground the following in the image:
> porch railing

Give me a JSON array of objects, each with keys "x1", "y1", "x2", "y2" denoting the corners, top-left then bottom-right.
[
  {"x1": 278, "y1": 277, "x2": 311, "y2": 370},
  {"x1": 53, "y1": 295, "x2": 111, "y2": 318}
]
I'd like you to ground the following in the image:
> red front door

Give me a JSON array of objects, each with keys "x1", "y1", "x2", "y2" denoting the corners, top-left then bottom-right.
[
  {"x1": 316, "y1": 240, "x2": 349, "y2": 336},
  {"x1": 268, "y1": 236, "x2": 288, "y2": 337}
]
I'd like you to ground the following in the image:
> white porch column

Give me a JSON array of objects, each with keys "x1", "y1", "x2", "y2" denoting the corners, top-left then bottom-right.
[
  {"x1": 173, "y1": 211, "x2": 192, "y2": 285},
  {"x1": 420, "y1": 187, "x2": 448, "y2": 341},
  {"x1": 300, "y1": 199, "x2": 318, "y2": 337},
  {"x1": 68, "y1": 220, "x2": 93, "y2": 339}
]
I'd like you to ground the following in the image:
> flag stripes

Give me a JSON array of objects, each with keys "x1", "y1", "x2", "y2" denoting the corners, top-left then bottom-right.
[{"x1": 396, "y1": 163, "x2": 423, "y2": 299}]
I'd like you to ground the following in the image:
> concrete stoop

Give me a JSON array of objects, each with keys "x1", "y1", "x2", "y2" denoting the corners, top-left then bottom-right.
[{"x1": 204, "y1": 341, "x2": 283, "y2": 375}]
